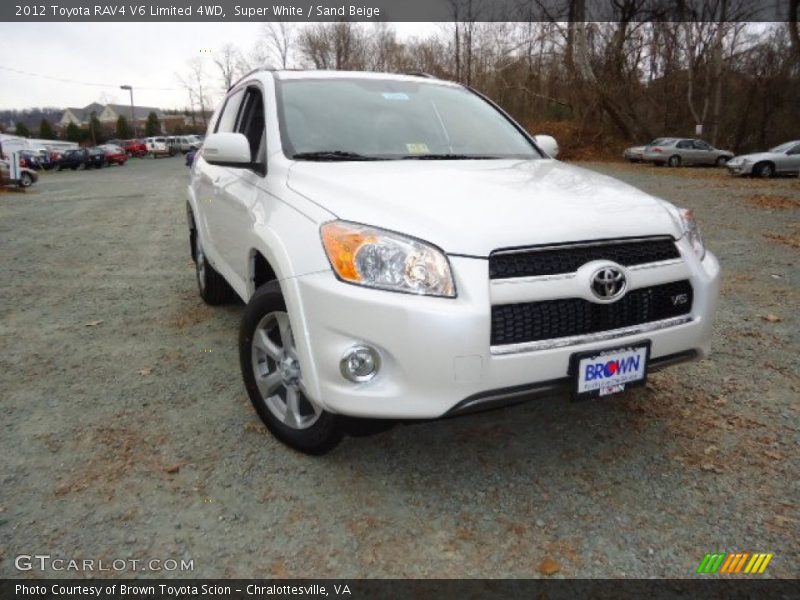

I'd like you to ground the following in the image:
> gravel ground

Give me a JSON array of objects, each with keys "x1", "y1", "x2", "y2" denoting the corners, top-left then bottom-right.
[{"x1": 1, "y1": 158, "x2": 798, "y2": 579}]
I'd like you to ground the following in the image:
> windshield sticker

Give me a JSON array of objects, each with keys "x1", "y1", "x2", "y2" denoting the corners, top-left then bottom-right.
[
  {"x1": 382, "y1": 92, "x2": 409, "y2": 101},
  {"x1": 405, "y1": 143, "x2": 430, "y2": 154}
]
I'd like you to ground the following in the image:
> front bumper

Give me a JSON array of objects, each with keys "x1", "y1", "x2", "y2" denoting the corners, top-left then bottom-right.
[
  {"x1": 726, "y1": 163, "x2": 752, "y2": 175},
  {"x1": 287, "y1": 245, "x2": 721, "y2": 419}
]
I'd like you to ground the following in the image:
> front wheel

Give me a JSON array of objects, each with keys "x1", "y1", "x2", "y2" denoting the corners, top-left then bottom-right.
[
  {"x1": 19, "y1": 172, "x2": 33, "y2": 187},
  {"x1": 715, "y1": 156, "x2": 729, "y2": 167},
  {"x1": 240, "y1": 282, "x2": 342, "y2": 455},
  {"x1": 753, "y1": 162, "x2": 774, "y2": 178}
]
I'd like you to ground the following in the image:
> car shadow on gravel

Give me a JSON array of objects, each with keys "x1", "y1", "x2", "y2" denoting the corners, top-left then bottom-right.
[{"x1": 325, "y1": 384, "x2": 669, "y2": 483}]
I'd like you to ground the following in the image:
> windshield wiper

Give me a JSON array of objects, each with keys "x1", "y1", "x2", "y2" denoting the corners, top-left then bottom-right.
[
  {"x1": 401, "y1": 153, "x2": 504, "y2": 160},
  {"x1": 292, "y1": 150, "x2": 382, "y2": 161}
]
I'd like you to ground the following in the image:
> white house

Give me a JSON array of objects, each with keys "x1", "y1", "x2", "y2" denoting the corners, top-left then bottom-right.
[{"x1": 59, "y1": 103, "x2": 166, "y2": 131}]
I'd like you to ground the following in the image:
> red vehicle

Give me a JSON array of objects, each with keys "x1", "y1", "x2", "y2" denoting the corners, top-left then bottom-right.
[
  {"x1": 100, "y1": 144, "x2": 128, "y2": 166},
  {"x1": 122, "y1": 139, "x2": 147, "y2": 157}
]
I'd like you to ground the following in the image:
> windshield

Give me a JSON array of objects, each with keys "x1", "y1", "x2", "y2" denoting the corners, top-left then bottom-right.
[
  {"x1": 275, "y1": 78, "x2": 540, "y2": 160},
  {"x1": 769, "y1": 141, "x2": 798, "y2": 153}
]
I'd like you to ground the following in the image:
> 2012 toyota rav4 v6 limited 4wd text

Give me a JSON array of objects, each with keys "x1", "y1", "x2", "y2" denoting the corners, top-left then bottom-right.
[{"x1": 188, "y1": 70, "x2": 721, "y2": 454}]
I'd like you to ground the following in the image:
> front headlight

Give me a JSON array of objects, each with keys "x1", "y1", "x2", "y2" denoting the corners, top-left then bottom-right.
[
  {"x1": 320, "y1": 221, "x2": 456, "y2": 297},
  {"x1": 678, "y1": 208, "x2": 705, "y2": 260}
]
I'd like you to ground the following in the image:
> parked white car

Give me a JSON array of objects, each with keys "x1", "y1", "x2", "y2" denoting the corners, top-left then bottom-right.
[
  {"x1": 144, "y1": 136, "x2": 174, "y2": 157},
  {"x1": 188, "y1": 69, "x2": 721, "y2": 454},
  {"x1": 726, "y1": 140, "x2": 800, "y2": 177},
  {"x1": 173, "y1": 135, "x2": 201, "y2": 153}
]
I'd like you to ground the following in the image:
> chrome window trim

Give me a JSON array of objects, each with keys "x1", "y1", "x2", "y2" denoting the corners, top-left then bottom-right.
[
  {"x1": 490, "y1": 315, "x2": 694, "y2": 355},
  {"x1": 490, "y1": 235, "x2": 676, "y2": 257},
  {"x1": 490, "y1": 258, "x2": 685, "y2": 284},
  {"x1": 627, "y1": 258, "x2": 685, "y2": 271}
]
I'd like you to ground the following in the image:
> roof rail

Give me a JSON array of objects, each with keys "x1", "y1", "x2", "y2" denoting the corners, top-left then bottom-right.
[
  {"x1": 405, "y1": 72, "x2": 437, "y2": 79},
  {"x1": 228, "y1": 66, "x2": 277, "y2": 91}
]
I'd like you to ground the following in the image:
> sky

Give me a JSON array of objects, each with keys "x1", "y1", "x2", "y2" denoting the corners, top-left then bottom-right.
[{"x1": 0, "y1": 22, "x2": 440, "y2": 111}]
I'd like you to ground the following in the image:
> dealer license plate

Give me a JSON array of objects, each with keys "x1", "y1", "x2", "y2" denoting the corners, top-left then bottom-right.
[{"x1": 570, "y1": 342, "x2": 650, "y2": 400}]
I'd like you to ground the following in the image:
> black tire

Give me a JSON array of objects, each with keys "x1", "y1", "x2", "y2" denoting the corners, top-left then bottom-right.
[
  {"x1": 71, "y1": 165, "x2": 79, "y2": 171},
  {"x1": 239, "y1": 282, "x2": 343, "y2": 455},
  {"x1": 193, "y1": 232, "x2": 236, "y2": 305},
  {"x1": 753, "y1": 162, "x2": 774, "y2": 178},
  {"x1": 19, "y1": 172, "x2": 33, "y2": 188},
  {"x1": 715, "y1": 156, "x2": 729, "y2": 167},
  {"x1": 667, "y1": 155, "x2": 681, "y2": 168}
]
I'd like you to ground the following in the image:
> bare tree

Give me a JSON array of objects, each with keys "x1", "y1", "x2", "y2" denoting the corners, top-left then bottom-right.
[
  {"x1": 297, "y1": 23, "x2": 368, "y2": 70},
  {"x1": 214, "y1": 43, "x2": 241, "y2": 90},
  {"x1": 261, "y1": 22, "x2": 295, "y2": 68},
  {"x1": 177, "y1": 57, "x2": 212, "y2": 130},
  {"x1": 790, "y1": 0, "x2": 800, "y2": 66}
]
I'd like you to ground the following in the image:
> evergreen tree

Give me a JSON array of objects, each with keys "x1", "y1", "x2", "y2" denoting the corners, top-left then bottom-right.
[
  {"x1": 39, "y1": 118, "x2": 56, "y2": 139},
  {"x1": 15, "y1": 122, "x2": 30, "y2": 137},
  {"x1": 88, "y1": 113, "x2": 104, "y2": 144},
  {"x1": 116, "y1": 115, "x2": 131, "y2": 139},
  {"x1": 65, "y1": 122, "x2": 81, "y2": 142},
  {"x1": 144, "y1": 112, "x2": 161, "y2": 137}
]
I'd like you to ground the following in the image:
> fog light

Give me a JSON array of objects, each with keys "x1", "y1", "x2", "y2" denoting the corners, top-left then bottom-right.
[{"x1": 340, "y1": 345, "x2": 380, "y2": 382}]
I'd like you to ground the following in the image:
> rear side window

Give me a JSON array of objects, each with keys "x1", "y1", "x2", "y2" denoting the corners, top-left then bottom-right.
[
  {"x1": 677, "y1": 140, "x2": 692, "y2": 149},
  {"x1": 215, "y1": 88, "x2": 245, "y2": 133}
]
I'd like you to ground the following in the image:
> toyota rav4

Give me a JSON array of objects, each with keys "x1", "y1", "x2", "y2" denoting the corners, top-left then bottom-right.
[{"x1": 187, "y1": 69, "x2": 721, "y2": 454}]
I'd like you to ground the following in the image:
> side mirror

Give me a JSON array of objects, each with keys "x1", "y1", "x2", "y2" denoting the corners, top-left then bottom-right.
[
  {"x1": 534, "y1": 134, "x2": 559, "y2": 158},
  {"x1": 202, "y1": 132, "x2": 252, "y2": 167}
]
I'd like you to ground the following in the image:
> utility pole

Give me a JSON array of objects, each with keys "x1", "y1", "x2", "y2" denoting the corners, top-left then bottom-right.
[
  {"x1": 120, "y1": 84, "x2": 136, "y2": 137},
  {"x1": 89, "y1": 110, "x2": 96, "y2": 145}
]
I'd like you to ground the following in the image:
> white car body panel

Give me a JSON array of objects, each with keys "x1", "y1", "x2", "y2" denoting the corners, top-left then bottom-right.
[
  {"x1": 188, "y1": 70, "x2": 721, "y2": 419},
  {"x1": 286, "y1": 160, "x2": 682, "y2": 256}
]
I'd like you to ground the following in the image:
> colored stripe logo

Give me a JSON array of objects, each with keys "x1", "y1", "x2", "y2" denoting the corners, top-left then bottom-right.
[{"x1": 697, "y1": 552, "x2": 773, "y2": 574}]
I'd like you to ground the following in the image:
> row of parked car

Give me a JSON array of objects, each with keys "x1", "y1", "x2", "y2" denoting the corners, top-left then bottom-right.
[
  {"x1": 623, "y1": 137, "x2": 800, "y2": 177},
  {"x1": 15, "y1": 134, "x2": 204, "y2": 173},
  {"x1": 18, "y1": 144, "x2": 131, "y2": 171}
]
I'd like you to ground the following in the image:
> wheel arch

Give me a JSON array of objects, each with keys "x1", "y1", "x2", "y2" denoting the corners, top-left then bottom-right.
[
  {"x1": 753, "y1": 160, "x2": 775, "y2": 175},
  {"x1": 186, "y1": 200, "x2": 198, "y2": 262},
  {"x1": 249, "y1": 249, "x2": 278, "y2": 294}
]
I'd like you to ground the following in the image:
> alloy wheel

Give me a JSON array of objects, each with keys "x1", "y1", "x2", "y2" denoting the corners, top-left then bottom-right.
[{"x1": 250, "y1": 311, "x2": 321, "y2": 430}]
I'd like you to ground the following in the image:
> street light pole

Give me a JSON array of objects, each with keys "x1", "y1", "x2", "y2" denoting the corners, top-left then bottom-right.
[{"x1": 120, "y1": 85, "x2": 135, "y2": 138}]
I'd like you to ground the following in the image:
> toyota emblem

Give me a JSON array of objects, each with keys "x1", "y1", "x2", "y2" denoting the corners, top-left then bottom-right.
[{"x1": 590, "y1": 266, "x2": 627, "y2": 301}]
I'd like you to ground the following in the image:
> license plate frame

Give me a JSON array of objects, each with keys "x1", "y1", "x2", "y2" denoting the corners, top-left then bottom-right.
[{"x1": 569, "y1": 341, "x2": 651, "y2": 401}]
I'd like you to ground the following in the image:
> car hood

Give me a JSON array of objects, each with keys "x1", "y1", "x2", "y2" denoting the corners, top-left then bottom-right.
[
  {"x1": 730, "y1": 152, "x2": 777, "y2": 163},
  {"x1": 286, "y1": 159, "x2": 682, "y2": 256}
]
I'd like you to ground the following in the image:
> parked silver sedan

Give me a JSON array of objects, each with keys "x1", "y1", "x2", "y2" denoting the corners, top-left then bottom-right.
[
  {"x1": 642, "y1": 138, "x2": 733, "y2": 167},
  {"x1": 623, "y1": 145, "x2": 645, "y2": 162},
  {"x1": 624, "y1": 138, "x2": 670, "y2": 163},
  {"x1": 726, "y1": 140, "x2": 800, "y2": 177}
]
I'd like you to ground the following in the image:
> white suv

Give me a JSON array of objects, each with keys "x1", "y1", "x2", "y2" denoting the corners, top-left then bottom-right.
[{"x1": 188, "y1": 69, "x2": 721, "y2": 454}]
